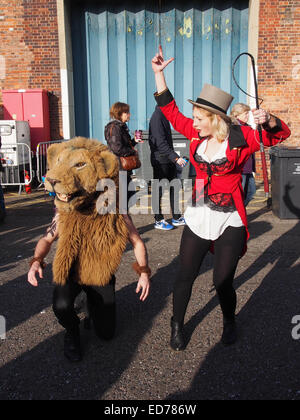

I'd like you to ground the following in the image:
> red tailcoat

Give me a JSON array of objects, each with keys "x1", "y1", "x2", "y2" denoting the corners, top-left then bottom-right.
[{"x1": 155, "y1": 89, "x2": 291, "y2": 255}]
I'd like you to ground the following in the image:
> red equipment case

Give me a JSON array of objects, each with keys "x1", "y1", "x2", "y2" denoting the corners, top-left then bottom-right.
[{"x1": 2, "y1": 89, "x2": 51, "y2": 152}]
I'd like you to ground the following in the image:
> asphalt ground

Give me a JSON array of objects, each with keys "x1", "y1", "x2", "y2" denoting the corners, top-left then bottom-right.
[{"x1": 0, "y1": 185, "x2": 300, "y2": 400}]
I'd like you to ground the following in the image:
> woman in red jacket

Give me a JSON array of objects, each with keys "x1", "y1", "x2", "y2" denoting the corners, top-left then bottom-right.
[{"x1": 151, "y1": 46, "x2": 291, "y2": 350}]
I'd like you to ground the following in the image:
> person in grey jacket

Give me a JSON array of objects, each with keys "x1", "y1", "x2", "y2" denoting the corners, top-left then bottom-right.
[
  {"x1": 230, "y1": 103, "x2": 256, "y2": 206},
  {"x1": 149, "y1": 106, "x2": 186, "y2": 230}
]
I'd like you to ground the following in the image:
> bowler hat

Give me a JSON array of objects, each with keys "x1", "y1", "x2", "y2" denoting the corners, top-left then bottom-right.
[{"x1": 188, "y1": 84, "x2": 234, "y2": 122}]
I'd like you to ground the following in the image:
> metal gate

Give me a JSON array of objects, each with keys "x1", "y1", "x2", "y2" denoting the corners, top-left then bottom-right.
[
  {"x1": 36, "y1": 140, "x2": 68, "y2": 183},
  {"x1": 0, "y1": 143, "x2": 33, "y2": 190},
  {"x1": 72, "y1": 0, "x2": 249, "y2": 141}
]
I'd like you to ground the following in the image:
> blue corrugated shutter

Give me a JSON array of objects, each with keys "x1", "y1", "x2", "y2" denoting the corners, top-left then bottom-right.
[{"x1": 72, "y1": 1, "x2": 249, "y2": 141}]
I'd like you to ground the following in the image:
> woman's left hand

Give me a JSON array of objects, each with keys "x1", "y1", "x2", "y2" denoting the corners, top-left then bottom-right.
[
  {"x1": 136, "y1": 273, "x2": 150, "y2": 301},
  {"x1": 252, "y1": 109, "x2": 271, "y2": 125}
]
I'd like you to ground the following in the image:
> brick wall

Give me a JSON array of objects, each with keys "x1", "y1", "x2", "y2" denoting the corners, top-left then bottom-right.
[
  {"x1": 0, "y1": 0, "x2": 299, "y2": 168},
  {"x1": 0, "y1": 0, "x2": 62, "y2": 140},
  {"x1": 256, "y1": 0, "x2": 300, "y2": 182}
]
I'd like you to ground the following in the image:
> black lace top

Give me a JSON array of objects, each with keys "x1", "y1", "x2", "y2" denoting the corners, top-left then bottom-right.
[{"x1": 193, "y1": 154, "x2": 236, "y2": 213}]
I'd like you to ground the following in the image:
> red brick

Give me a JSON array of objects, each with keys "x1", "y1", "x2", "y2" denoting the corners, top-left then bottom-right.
[
  {"x1": 256, "y1": 0, "x2": 299, "y2": 181},
  {"x1": 0, "y1": 0, "x2": 62, "y2": 139}
]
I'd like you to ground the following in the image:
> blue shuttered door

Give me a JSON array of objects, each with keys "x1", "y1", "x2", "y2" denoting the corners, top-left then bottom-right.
[{"x1": 71, "y1": 1, "x2": 249, "y2": 141}]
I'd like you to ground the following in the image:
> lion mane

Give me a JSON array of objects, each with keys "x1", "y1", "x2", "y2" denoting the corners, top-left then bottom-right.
[{"x1": 45, "y1": 137, "x2": 128, "y2": 287}]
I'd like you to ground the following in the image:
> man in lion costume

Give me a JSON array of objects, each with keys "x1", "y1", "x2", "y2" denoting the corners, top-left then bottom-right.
[{"x1": 28, "y1": 137, "x2": 151, "y2": 362}]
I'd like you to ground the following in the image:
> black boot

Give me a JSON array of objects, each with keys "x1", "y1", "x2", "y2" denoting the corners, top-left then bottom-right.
[
  {"x1": 170, "y1": 317, "x2": 185, "y2": 351},
  {"x1": 64, "y1": 327, "x2": 82, "y2": 362},
  {"x1": 221, "y1": 319, "x2": 237, "y2": 346}
]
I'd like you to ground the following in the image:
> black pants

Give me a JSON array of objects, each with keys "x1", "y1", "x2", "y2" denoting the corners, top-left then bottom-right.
[
  {"x1": 152, "y1": 163, "x2": 181, "y2": 222},
  {"x1": 53, "y1": 275, "x2": 116, "y2": 340},
  {"x1": 173, "y1": 225, "x2": 246, "y2": 325}
]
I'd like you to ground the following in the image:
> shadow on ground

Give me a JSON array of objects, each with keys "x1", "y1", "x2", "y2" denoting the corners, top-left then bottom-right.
[
  {"x1": 168, "y1": 218, "x2": 300, "y2": 400},
  {"x1": 1, "y1": 201, "x2": 300, "y2": 399}
]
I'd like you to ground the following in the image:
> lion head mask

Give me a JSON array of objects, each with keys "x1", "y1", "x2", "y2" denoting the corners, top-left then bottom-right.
[
  {"x1": 45, "y1": 137, "x2": 119, "y2": 212},
  {"x1": 45, "y1": 137, "x2": 129, "y2": 287}
]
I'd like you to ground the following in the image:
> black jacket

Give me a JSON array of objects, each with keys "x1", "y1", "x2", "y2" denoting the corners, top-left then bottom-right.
[
  {"x1": 149, "y1": 106, "x2": 178, "y2": 165},
  {"x1": 104, "y1": 120, "x2": 136, "y2": 157}
]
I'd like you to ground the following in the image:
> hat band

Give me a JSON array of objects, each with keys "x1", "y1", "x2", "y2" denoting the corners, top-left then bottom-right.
[{"x1": 195, "y1": 98, "x2": 227, "y2": 114}]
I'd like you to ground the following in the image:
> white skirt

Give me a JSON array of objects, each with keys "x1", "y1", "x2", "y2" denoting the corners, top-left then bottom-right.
[{"x1": 184, "y1": 204, "x2": 244, "y2": 241}]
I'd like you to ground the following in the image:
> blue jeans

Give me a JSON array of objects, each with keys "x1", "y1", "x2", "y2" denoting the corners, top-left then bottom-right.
[{"x1": 242, "y1": 174, "x2": 256, "y2": 206}]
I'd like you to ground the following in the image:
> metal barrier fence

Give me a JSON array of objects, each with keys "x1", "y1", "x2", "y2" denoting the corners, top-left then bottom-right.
[
  {"x1": 0, "y1": 143, "x2": 33, "y2": 192},
  {"x1": 36, "y1": 139, "x2": 68, "y2": 184}
]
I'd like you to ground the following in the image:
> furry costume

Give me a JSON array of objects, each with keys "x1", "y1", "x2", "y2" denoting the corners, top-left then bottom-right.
[{"x1": 44, "y1": 137, "x2": 128, "y2": 287}]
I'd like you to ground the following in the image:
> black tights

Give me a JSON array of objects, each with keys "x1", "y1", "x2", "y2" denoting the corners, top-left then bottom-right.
[
  {"x1": 53, "y1": 276, "x2": 116, "y2": 340},
  {"x1": 173, "y1": 225, "x2": 246, "y2": 325}
]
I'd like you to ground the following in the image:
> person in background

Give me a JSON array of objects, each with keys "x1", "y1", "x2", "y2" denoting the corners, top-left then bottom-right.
[
  {"x1": 104, "y1": 102, "x2": 141, "y2": 210},
  {"x1": 0, "y1": 136, "x2": 6, "y2": 223},
  {"x1": 230, "y1": 103, "x2": 256, "y2": 206},
  {"x1": 149, "y1": 105, "x2": 186, "y2": 230}
]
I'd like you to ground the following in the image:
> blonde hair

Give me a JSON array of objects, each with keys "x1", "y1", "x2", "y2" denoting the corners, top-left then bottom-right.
[
  {"x1": 194, "y1": 107, "x2": 230, "y2": 142},
  {"x1": 230, "y1": 103, "x2": 250, "y2": 125}
]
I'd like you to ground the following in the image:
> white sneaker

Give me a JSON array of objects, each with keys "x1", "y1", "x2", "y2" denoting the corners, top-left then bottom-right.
[
  {"x1": 154, "y1": 220, "x2": 174, "y2": 231},
  {"x1": 172, "y1": 217, "x2": 186, "y2": 226}
]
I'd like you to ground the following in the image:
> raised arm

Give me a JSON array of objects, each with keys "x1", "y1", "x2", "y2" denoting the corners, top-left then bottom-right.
[
  {"x1": 151, "y1": 45, "x2": 174, "y2": 94},
  {"x1": 246, "y1": 109, "x2": 291, "y2": 153},
  {"x1": 151, "y1": 46, "x2": 195, "y2": 141},
  {"x1": 27, "y1": 213, "x2": 59, "y2": 287}
]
